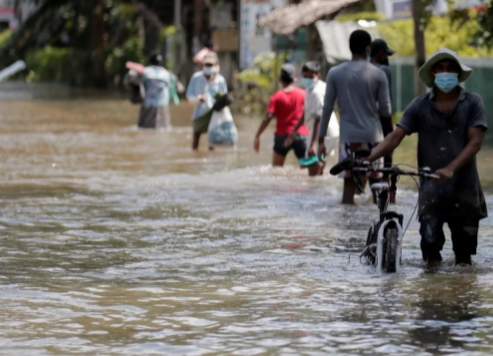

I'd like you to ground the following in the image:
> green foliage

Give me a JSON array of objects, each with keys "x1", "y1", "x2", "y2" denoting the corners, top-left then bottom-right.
[
  {"x1": 106, "y1": 34, "x2": 146, "y2": 87},
  {"x1": 476, "y1": 0, "x2": 493, "y2": 47},
  {"x1": 7, "y1": 0, "x2": 169, "y2": 87},
  {"x1": 393, "y1": 112, "x2": 403, "y2": 124},
  {"x1": 336, "y1": 10, "x2": 493, "y2": 57},
  {"x1": 0, "y1": 29, "x2": 15, "y2": 70},
  {"x1": 382, "y1": 10, "x2": 493, "y2": 57},
  {"x1": 0, "y1": 29, "x2": 12, "y2": 49},
  {"x1": 161, "y1": 26, "x2": 178, "y2": 70},
  {"x1": 336, "y1": 11, "x2": 384, "y2": 22},
  {"x1": 234, "y1": 52, "x2": 290, "y2": 114},
  {"x1": 160, "y1": 25, "x2": 177, "y2": 41},
  {"x1": 25, "y1": 46, "x2": 71, "y2": 82}
]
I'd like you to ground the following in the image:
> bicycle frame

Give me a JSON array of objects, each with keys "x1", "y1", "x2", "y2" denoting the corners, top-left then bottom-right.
[{"x1": 330, "y1": 152, "x2": 439, "y2": 273}]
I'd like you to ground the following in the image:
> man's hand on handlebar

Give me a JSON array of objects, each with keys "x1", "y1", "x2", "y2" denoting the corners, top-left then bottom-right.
[
  {"x1": 355, "y1": 157, "x2": 370, "y2": 167},
  {"x1": 434, "y1": 167, "x2": 454, "y2": 183}
]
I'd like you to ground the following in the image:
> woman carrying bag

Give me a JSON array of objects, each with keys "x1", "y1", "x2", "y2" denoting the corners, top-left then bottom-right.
[{"x1": 186, "y1": 52, "x2": 228, "y2": 150}]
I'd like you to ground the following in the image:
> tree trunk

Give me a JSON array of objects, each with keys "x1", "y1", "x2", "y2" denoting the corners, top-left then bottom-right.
[
  {"x1": 194, "y1": 0, "x2": 203, "y2": 39},
  {"x1": 306, "y1": 24, "x2": 318, "y2": 61},
  {"x1": 91, "y1": 1, "x2": 107, "y2": 88},
  {"x1": 69, "y1": 3, "x2": 80, "y2": 86},
  {"x1": 174, "y1": 0, "x2": 184, "y2": 76},
  {"x1": 412, "y1": 0, "x2": 426, "y2": 96}
]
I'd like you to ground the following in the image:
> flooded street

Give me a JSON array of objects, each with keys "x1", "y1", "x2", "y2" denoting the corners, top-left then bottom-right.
[{"x1": 2, "y1": 83, "x2": 493, "y2": 355}]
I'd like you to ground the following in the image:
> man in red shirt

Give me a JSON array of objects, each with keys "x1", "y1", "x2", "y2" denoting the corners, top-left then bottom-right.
[{"x1": 253, "y1": 64, "x2": 311, "y2": 171}]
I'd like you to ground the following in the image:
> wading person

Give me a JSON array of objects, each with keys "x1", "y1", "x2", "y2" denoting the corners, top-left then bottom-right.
[
  {"x1": 186, "y1": 52, "x2": 227, "y2": 150},
  {"x1": 318, "y1": 30, "x2": 392, "y2": 203},
  {"x1": 370, "y1": 39, "x2": 395, "y2": 101},
  {"x1": 138, "y1": 53, "x2": 172, "y2": 129},
  {"x1": 371, "y1": 39, "x2": 396, "y2": 172},
  {"x1": 253, "y1": 64, "x2": 310, "y2": 170},
  {"x1": 363, "y1": 48, "x2": 487, "y2": 266},
  {"x1": 286, "y1": 61, "x2": 339, "y2": 175}
]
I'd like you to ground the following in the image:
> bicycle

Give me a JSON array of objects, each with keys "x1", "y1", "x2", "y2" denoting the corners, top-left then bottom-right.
[{"x1": 329, "y1": 150, "x2": 438, "y2": 273}]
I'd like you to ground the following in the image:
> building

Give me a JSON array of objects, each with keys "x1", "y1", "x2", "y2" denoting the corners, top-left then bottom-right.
[{"x1": 0, "y1": 0, "x2": 15, "y2": 30}]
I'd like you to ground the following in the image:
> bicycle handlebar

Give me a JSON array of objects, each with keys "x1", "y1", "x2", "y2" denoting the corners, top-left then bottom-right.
[
  {"x1": 329, "y1": 151, "x2": 439, "y2": 193},
  {"x1": 352, "y1": 164, "x2": 439, "y2": 179}
]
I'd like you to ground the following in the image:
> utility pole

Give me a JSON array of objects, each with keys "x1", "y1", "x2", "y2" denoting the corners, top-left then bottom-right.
[
  {"x1": 412, "y1": 0, "x2": 426, "y2": 96},
  {"x1": 174, "y1": 0, "x2": 183, "y2": 77},
  {"x1": 174, "y1": 0, "x2": 181, "y2": 28}
]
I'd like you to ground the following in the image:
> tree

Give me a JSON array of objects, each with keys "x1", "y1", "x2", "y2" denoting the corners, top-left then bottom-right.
[
  {"x1": 8, "y1": 0, "x2": 166, "y2": 87},
  {"x1": 477, "y1": 1, "x2": 493, "y2": 46},
  {"x1": 412, "y1": 0, "x2": 427, "y2": 96}
]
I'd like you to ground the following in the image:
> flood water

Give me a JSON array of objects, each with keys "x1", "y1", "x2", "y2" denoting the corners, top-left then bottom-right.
[{"x1": 2, "y1": 83, "x2": 493, "y2": 355}]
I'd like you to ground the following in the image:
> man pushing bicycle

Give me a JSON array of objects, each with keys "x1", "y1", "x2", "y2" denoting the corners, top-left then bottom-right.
[{"x1": 364, "y1": 48, "x2": 487, "y2": 266}]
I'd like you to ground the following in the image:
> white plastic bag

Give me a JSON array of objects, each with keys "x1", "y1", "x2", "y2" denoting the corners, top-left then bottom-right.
[{"x1": 208, "y1": 107, "x2": 238, "y2": 146}]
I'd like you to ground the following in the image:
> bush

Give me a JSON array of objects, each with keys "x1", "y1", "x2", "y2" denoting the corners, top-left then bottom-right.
[
  {"x1": 337, "y1": 10, "x2": 493, "y2": 57},
  {"x1": 106, "y1": 34, "x2": 145, "y2": 87},
  {"x1": 160, "y1": 26, "x2": 178, "y2": 71},
  {"x1": 233, "y1": 51, "x2": 289, "y2": 114},
  {"x1": 25, "y1": 46, "x2": 72, "y2": 82}
]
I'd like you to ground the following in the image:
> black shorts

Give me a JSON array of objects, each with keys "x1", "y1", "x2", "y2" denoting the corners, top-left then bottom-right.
[
  {"x1": 273, "y1": 134, "x2": 308, "y2": 159},
  {"x1": 419, "y1": 215, "x2": 479, "y2": 256}
]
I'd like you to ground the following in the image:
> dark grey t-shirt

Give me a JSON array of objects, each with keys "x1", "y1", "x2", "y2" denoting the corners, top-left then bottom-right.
[
  {"x1": 373, "y1": 64, "x2": 392, "y2": 102},
  {"x1": 320, "y1": 61, "x2": 391, "y2": 142},
  {"x1": 397, "y1": 88, "x2": 488, "y2": 219}
]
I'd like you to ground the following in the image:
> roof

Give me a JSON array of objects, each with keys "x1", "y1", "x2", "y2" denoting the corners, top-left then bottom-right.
[
  {"x1": 315, "y1": 20, "x2": 379, "y2": 64},
  {"x1": 257, "y1": 0, "x2": 362, "y2": 35}
]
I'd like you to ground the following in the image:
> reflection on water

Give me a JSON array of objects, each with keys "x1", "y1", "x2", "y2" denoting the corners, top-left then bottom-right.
[{"x1": 1, "y1": 83, "x2": 493, "y2": 354}]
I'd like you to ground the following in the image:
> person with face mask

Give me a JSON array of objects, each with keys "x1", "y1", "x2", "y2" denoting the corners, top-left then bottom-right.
[
  {"x1": 370, "y1": 39, "x2": 396, "y2": 181},
  {"x1": 370, "y1": 39, "x2": 395, "y2": 101},
  {"x1": 370, "y1": 39, "x2": 395, "y2": 133},
  {"x1": 186, "y1": 52, "x2": 228, "y2": 150},
  {"x1": 285, "y1": 61, "x2": 339, "y2": 176},
  {"x1": 318, "y1": 29, "x2": 392, "y2": 204},
  {"x1": 363, "y1": 48, "x2": 488, "y2": 266}
]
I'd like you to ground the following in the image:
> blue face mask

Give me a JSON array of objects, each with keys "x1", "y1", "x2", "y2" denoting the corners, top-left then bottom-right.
[
  {"x1": 434, "y1": 72, "x2": 459, "y2": 93},
  {"x1": 203, "y1": 66, "x2": 214, "y2": 76},
  {"x1": 302, "y1": 78, "x2": 316, "y2": 90}
]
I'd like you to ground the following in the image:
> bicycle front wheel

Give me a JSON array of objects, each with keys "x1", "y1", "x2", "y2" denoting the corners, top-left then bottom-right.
[
  {"x1": 361, "y1": 221, "x2": 378, "y2": 265},
  {"x1": 383, "y1": 223, "x2": 399, "y2": 273}
]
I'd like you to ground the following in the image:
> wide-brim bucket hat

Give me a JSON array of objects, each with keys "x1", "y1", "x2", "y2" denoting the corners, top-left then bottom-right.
[{"x1": 418, "y1": 48, "x2": 473, "y2": 88}]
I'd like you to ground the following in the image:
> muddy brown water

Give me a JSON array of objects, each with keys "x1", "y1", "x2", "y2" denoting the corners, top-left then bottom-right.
[{"x1": 1, "y1": 83, "x2": 493, "y2": 355}]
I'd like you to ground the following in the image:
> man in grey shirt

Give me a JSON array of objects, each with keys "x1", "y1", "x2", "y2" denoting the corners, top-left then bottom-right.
[{"x1": 318, "y1": 30, "x2": 392, "y2": 204}]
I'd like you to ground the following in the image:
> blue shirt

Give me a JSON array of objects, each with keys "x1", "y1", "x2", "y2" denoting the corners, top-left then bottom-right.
[
  {"x1": 142, "y1": 66, "x2": 170, "y2": 108},
  {"x1": 397, "y1": 88, "x2": 488, "y2": 219},
  {"x1": 186, "y1": 71, "x2": 228, "y2": 120}
]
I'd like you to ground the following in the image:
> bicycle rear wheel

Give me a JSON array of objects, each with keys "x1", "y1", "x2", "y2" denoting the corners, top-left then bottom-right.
[{"x1": 383, "y1": 223, "x2": 399, "y2": 273}]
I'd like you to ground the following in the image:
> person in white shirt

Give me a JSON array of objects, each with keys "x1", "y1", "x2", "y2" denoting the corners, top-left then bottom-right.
[
  {"x1": 186, "y1": 52, "x2": 228, "y2": 150},
  {"x1": 286, "y1": 61, "x2": 340, "y2": 176}
]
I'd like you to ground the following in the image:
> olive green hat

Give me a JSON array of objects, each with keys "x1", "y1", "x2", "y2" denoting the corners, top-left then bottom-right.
[{"x1": 418, "y1": 48, "x2": 473, "y2": 88}]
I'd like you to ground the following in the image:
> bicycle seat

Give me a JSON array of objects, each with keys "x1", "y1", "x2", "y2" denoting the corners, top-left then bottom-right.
[{"x1": 371, "y1": 182, "x2": 390, "y2": 192}]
